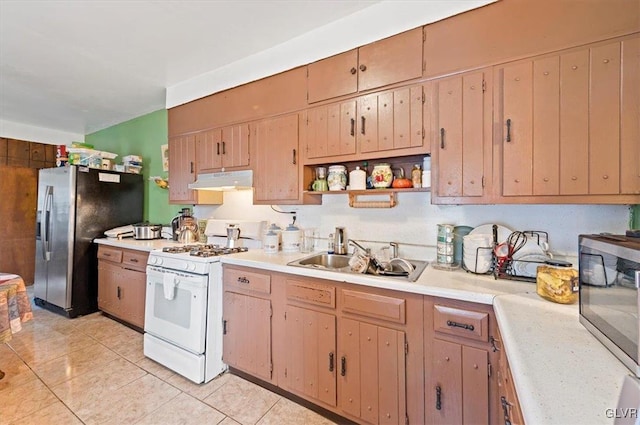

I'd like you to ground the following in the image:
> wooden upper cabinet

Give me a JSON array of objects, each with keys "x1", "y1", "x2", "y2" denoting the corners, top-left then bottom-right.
[
  {"x1": 306, "y1": 100, "x2": 357, "y2": 159},
  {"x1": 308, "y1": 50, "x2": 358, "y2": 104},
  {"x1": 169, "y1": 134, "x2": 197, "y2": 204},
  {"x1": 621, "y1": 36, "x2": 640, "y2": 195},
  {"x1": 307, "y1": 27, "x2": 423, "y2": 103},
  {"x1": 253, "y1": 113, "x2": 301, "y2": 204},
  {"x1": 197, "y1": 124, "x2": 250, "y2": 174},
  {"x1": 589, "y1": 42, "x2": 621, "y2": 195},
  {"x1": 431, "y1": 70, "x2": 490, "y2": 201},
  {"x1": 495, "y1": 34, "x2": 640, "y2": 203},
  {"x1": 424, "y1": 0, "x2": 640, "y2": 77}
]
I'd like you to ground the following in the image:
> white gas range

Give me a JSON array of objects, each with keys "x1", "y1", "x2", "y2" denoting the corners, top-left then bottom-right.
[{"x1": 143, "y1": 220, "x2": 265, "y2": 384}]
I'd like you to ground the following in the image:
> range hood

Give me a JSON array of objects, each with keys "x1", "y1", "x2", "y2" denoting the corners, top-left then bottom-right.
[{"x1": 188, "y1": 170, "x2": 253, "y2": 191}]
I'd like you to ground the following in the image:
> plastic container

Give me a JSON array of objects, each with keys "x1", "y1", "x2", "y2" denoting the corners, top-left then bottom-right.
[
  {"x1": 536, "y1": 260, "x2": 579, "y2": 304},
  {"x1": 349, "y1": 166, "x2": 367, "y2": 190}
]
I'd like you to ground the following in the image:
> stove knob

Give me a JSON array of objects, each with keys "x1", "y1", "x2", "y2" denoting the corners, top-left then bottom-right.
[
  {"x1": 156, "y1": 258, "x2": 163, "y2": 266},
  {"x1": 187, "y1": 263, "x2": 196, "y2": 271},
  {"x1": 181, "y1": 261, "x2": 189, "y2": 270},
  {"x1": 148, "y1": 257, "x2": 156, "y2": 265}
]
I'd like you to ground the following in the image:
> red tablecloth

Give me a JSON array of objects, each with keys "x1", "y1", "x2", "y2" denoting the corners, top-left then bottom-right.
[{"x1": 0, "y1": 274, "x2": 33, "y2": 343}]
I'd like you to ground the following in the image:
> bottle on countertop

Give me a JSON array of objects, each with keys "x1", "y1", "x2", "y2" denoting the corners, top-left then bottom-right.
[{"x1": 328, "y1": 233, "x2": 335, "y2": 254}]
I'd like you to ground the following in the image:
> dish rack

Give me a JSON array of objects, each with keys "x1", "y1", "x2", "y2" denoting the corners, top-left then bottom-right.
[{"x1": 462, "y1": 227, "x2": 550, "y2": 283}]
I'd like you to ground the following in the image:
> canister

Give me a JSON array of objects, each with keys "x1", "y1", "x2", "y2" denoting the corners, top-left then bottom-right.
[
  {"x1": 328, "y1": 165, "x2": 347, "y2": 191},
  {"x1": 436, "y1": 224, "x2": 456, "y2": 265},
  {"x1": 536, "y1": 260, "x2": 579, "y2": 304},
  {"x1": 281, "y1": 224, "x2": 301, "y2": 252},
  {"x1": 349, "y1": 166, "x2": 367, "y2": 190},
  {"x1": 371, "y1": 163, "x2": 393, "y2": 188},
  {"x1": 263, "y1": 230, "x2": 279, "y2": 254}
]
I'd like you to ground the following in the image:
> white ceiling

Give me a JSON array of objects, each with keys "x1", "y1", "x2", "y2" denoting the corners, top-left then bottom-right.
[{"x1": 0, "y1": 0, "x2": 492, "y2": 141}]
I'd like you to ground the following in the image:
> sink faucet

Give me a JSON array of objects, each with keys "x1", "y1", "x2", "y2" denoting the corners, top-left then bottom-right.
[
  {"x1": 389, "y1": 242, "x2": 399, "y2": 258},
  {"x1": 348, "y1": 239, "x2": 370, "y2": 256}
]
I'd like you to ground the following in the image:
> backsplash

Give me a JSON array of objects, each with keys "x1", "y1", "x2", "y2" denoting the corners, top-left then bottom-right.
[{"x1": 193, "y1": 191, "x2": 631, "y2": 260}]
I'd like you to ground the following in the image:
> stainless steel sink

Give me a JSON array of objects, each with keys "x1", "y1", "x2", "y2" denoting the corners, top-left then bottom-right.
[{"x1": 288, "y1": 252, "x2": 428, "y2": 282}]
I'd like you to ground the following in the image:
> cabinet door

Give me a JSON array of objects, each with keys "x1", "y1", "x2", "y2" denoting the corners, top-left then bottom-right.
[
  {"x1": 462, "y1": 346, "x2": 489, "y2": 424},
  {"x1": 222, "y1": 291, "x2": 272, "y2": 381},
  {"x1": 307, "y1": 49, "x2": 358, "y2": 103},
  {"x1": 339, "y1": 318, "x2": 406, "y2": 424},
  {"x1": 621, "y1": 36, "x2": 640, "y2": 195},
  {"x1": 559, "y1": 49, "x2": 590, "y2": 194},
  {"x1": 306, "y1": 101, "x2": 357, "y2": 159},
  {"x1": 196, "y1": 129, "x2": 223, "y2": 173},
  {"x1": 286, "y1": 306, "x2": 337, "y2": 406},
  {"x1": 168, "y1": 134, "x2": 197, "y2": 204},
  {"x1": 98, "y1": 261, "x2": 121, "y2": 317},
  {"x1": 7, "y1": 139, "x2": 30, "y2": 167},
  {"x1": 358, "y1": 27, "x2": 423, "y2": 92},
  {"x1": 435, "y1": 72, "x2": 486, "y2": 198},
  {"x1": 358, "y1": 94, "x2": 379, "y2": 153},
  {"x1": 119, "y1": 268, "x2": 146, "y2": 329},
  {"x1": 253, "y1": 113, "x2": 300, "y2": 203},
  {"x1": 221, "y1": 124, "x2": 250, "y2": 169},
  {"x1": 532, "y1": 56, "x2": 560, "y2": 195},
  {"x1": 430, "y1": 339, "x2": 462, "y2": 425},
  {"x1": 589, "y1": 42, "x2": 621, "y2": 194},
  {"x1": 502, "y1": 62, "x2": 533, "y2": 196}
]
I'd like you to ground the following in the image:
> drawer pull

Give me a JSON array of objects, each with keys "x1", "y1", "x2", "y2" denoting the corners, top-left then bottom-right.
[
  {"x1": 129, "y1": 258, "x2": 138, "y2": 263},
  {"x1": 446, "y1": 320, "x2": 474, "y2": 331},
  {"x1": 237, "y1": 276, "x2": 250, "y2": 284},
  {"x1": 104, "y1": 253, "x2": 111, "y2": 257},
  {"x1": 329, "y1": 352, "x2": 334, "y2": 372},
  {"x1": 436, "y1": 386, "x2": 442, "y2": 410},
  {"x1": 340, "y1": 356, "x2": 346, "y2": 376},
  {"x1": 501, "y1": 396, "x2": 513, "y2": 425}
]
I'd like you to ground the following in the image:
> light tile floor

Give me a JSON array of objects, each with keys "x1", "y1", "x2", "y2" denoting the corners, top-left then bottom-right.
[{"x1": 0, "y1": 293, "x2": 337, "y2": 425}]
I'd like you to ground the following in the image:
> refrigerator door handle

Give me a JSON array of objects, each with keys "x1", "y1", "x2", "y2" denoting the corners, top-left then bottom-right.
[{"x1": 42, "y1": 185, "x2": 53, "y2": 261}]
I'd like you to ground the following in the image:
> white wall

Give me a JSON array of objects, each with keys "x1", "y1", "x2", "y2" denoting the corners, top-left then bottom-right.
[{"x1": 194, "y1": 191, "x2": 632, "y2": 260}]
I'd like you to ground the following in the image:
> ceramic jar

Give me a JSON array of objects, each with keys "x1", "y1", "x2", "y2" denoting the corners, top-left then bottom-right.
[
  {"x1": 371, "y1": 163, "x2": 393, "y2": 188},
  {"x1": 328, "y1": 165, "x2": 347, "y2": 191}
]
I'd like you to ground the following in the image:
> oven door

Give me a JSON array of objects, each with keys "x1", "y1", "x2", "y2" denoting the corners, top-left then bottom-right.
[{"x1": 145, "y1": 266, "x2": 208, "y2": 354}]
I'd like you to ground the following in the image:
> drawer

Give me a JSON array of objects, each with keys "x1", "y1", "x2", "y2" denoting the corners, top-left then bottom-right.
[
  {"x1": 433, "y1": 304, "x2": 489, "y2": 342},
  {"x1": 97, "y1": 246, "x2": 123, "y2": 263},
  {"x1": 224, "y1": 267, "x2": 271, "y2": 295},
  {"x1": 287, "y1": 279, "x2": 335, "y2": 308},
  {"x1": 122, "y1": 249, "x2": 148, "y2": 271},
  {"x1": 341, "y1": 289, "x2": 406, "y2": 324}
]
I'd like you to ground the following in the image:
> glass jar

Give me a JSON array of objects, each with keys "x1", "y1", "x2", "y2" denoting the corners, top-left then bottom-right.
[
  {"x1": 371, "y1": 163, "x2": 393, "y2": 188},
  {"x1": 411, "y1": 164, "x2": 422, "y2": 188},
  {"x1": 536, "y1": 260, "x2": 579, "y2": 304},
  {"x1": 327, "y1": 165, "x2": 347, "y2": 191}
]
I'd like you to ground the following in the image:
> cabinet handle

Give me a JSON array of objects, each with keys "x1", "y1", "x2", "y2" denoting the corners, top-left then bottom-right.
[
  {"x1": 436, "y1": 386, "x2": 442, "y2": 410},
  {"x1": 440, "y1": 128, "x2": 445, "y2": 149},
  {"x1": 222, "y1": 141, "x2": 226, "y2": 155},
  {"x1": 350, "y1": 118, "x2": 355, "y2": 136},
  {"x1": 446, "y1": 320, "x2": 475, "y2": 331},
  {"x1": 129, "y1": 258, "x2": 138, "y2": 263},
  {"x1": 361, "y1": 116, "x2": 366, "y2": 135},
  {"x1": 103, "y1": 253, "x2": 111, "y2": 257},
  {"x1": 490, "y1": 335, "x2": 500, "y2": 352},
  {"x1": 217, "y1": 142, "x2": 220, "y2": 155},
  {"x1": 117, "y1": 286, "x2": 121, "y2": 300},
  {"x1": 292, "y1": 149, "x2": 297, "y2": 165},
  {"x1": 223, "y1": 319, "x2": 227, "y2": 335},
  {"x1": 350, "y1": 67, "x2": 357, "y2": 75},
  {"x1": 237, "y1": 276, "x2": 250, "y2": 284},
  {"x1": 340, "y1": 356, "x2": 346, "y2": 376},
  {"x1": 506, "y1": 118, "x2": 512, "y2": 142},
  {"x1": 329, "y1": 352, "x2": 334, "y2": 372},
  {"x1": 501, "y1": 396, "x2": 513, "y2": 425},
  {"x1": 359, "y1": 64, "x2": 367, "y2": 72},
  {"x1": 190, "y1": 161, "x2": 194, "y2": 173}
]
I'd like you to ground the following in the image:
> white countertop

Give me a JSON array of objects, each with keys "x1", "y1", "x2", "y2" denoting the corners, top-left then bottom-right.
[
  {"x1": 95, "y1": 240, "x2": 630, "y2": 424},
  {"x1": 94, "y1": 237, "x2": 182, "y2": 252}
]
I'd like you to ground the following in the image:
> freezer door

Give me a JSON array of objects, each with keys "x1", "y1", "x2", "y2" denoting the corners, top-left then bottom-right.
[{"x1": 34, "y1": 167, "x2": 73, "y2": 309}]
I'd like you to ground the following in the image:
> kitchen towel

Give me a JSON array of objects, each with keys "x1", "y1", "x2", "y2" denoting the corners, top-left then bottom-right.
[{"x1": 162, "y1": 273, "x2": 177, "y2": 300}]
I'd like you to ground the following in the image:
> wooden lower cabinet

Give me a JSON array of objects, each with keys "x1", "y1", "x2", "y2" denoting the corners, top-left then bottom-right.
[
  {"x1": 495, "y1": 328, "x2": 525, "y2": 425},
  {"x1": 339, "y1": 318, "x2": 406, "y2": 424},
  {"x1": 97, "y1": 245, "x2": 147, "y2": 328},
  {"x1": 222, "y1": 291, "x2": 272, "y2": 381},
  {"x1": 424, "y1": 297, "x2": 500, "y2": 425}
]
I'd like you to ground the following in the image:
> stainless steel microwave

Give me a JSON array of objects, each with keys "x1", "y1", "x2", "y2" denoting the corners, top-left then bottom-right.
[{"x1": 579, "y1": 234, "x2": 640, "y2": 375}]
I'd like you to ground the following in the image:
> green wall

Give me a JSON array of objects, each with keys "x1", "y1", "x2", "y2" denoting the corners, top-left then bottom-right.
[
  {"x1": 85, "y1": 110, "x2": 184, "y2": 224},
  {"x1": 633, "y1": 205, "x2": 640, "y2": 229}
]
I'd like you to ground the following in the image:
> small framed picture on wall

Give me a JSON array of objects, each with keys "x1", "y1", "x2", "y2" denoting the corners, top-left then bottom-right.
[{"x1": 161, "y1": 144, "x2": 169, "y2": 172}]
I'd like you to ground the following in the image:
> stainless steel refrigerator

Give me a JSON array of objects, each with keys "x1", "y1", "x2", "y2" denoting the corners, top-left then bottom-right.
[{"x1": 34, "y1": 166, "x2": 143, "y2": 317}]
